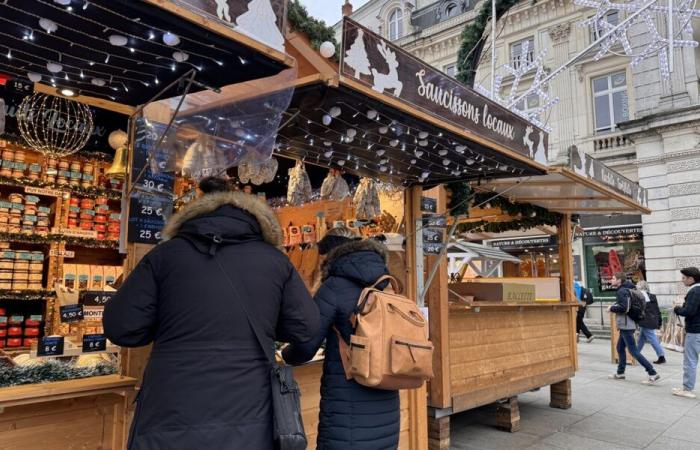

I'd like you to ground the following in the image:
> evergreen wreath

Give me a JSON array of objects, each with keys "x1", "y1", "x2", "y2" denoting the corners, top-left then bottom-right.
[
  {"x1": 456, "y1": 0, "x2": 520, "y2": 87},
  {"x1": 287, "y1": 0, "x2": 339, "y2": 58}
]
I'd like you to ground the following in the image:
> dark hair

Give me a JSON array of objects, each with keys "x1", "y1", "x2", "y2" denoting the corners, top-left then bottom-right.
[
  {"x1": 613, "y1": 272, "x2": 627, "y2": 282},
  {"x1": 198, "y1": 176, "x2": 231, "y2": 194},
  {"x1": 681, "y1": 267, "x2": 700, "y2": 284}
]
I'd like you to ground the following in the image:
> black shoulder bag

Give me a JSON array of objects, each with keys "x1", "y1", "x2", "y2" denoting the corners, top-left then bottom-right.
[{"x1": 214, "y1": 257, "x2": 307, "y2": 450}]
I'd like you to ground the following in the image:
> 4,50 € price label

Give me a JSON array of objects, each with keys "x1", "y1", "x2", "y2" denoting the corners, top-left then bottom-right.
[{"x1": 59, "y1": 304, "x2": 84, "y2": 323}]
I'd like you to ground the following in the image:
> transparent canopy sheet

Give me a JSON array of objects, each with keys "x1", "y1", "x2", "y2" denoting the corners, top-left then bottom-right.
[{"x1": 144, "y1": 67, "x2": 297, "y2": 180}]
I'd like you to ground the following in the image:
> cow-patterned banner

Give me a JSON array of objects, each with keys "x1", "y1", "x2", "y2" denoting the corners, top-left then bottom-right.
[{"x1": 340, "y1": 19, "x2": 549, "y2": 165}]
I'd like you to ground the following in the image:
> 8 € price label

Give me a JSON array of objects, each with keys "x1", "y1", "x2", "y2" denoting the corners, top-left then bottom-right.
[
  {"x1": 83, "y1": 334, "x2": 107, "y2": 353},
  {"x1": 38, "y1": 336, "x2": 65, "y2": 357}
]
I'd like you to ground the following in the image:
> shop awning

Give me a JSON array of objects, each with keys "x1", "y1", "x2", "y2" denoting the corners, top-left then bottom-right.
[
  {"x1": 472, "y1": 147, "x2": 650, "y2": 215},
  {"x1": 272, "y1": 19, "x2": 550, "y2": 186},
  {"x1": 0, "y1": 0, "x2": 291, "y2": 107},
  {"x1": 446, "y1": 241, "x2": 522, "y2": 264}
]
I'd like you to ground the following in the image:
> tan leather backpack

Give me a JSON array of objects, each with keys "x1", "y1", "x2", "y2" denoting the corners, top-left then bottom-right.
[{"x1": 335, "y1": 275, "x2": 434, "y2": 390}]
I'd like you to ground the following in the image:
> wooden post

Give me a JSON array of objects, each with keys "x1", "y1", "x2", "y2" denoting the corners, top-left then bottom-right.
[
  {"x1": 428, "y1": 416, "x2": 450, "y2": 450},
  {"x1": 550, "y1": 379, "x2": 572, "y2": 409},
  {"x1": 558, "y1": 214, "x2": 578, "y2": 371},
  {"x1": 425, "y1": 186, "x2": 451, "y2": 409},
  {"x1": 496, "y1": 397, "x2": 521, "y2": 432}
]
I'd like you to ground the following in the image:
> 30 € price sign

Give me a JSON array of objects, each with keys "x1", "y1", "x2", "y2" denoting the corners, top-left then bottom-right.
[
  {"x1": 59, "y1": 303, "x2": 84, "y2": 323},
  {"x1": 38, "y1": 336, "x2": 65, "y2": 357},
  {"x1": 83, "y1": 334, "x2": 107, "y2": 353}
]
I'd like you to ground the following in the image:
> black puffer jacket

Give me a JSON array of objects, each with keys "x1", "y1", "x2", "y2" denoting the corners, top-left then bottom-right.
[
  {"x1": 676, "y1": 286, "x2": 700, "y2": 334},
  {"x1": 104, "y1": 192, "x2": 319, "y2": 450},
  {"x1": 283, "y1": 240, "x2": 400, "y2": 450},
  {"x1": 638, "y1": 292, "x2": 662, "y2": 330}
]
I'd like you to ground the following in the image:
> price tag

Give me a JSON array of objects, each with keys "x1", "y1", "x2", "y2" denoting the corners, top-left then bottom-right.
[
  {"x1": 49, "y1": 249, "x2": 75, "y2": 258},
  {"x1": 421, "y1": 197, "x2": 438, "y2": 214},
  {"x1": 79, "y1": 291, "x2": 115, "y2": 306},
  {"x1": 423, "y1": 242, "x2": 445, "y2": 255},
  {"x1": 82, "y1": 334, "x2": 107, "y2": 353},
  {"x1": 59, "y1": 304, "x2": 84, "y2": 323},
  {"x1": 38, "y1": 336, "x2": 64, "y2": 356},
  {"x1": 8, "y1": 78, "x2": 33, "y2": 94},
  {"x1": 424, "y1": 215, "x2": 447, "y2": 228},
  {"x1": 24, "y1": 186, "x2": 63, "y2": 197},
  {"x1": 422, "y1": 228, "x2": 444, "y2": 244}
]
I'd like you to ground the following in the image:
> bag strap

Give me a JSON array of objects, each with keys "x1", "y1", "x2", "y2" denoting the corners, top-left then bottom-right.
[
  {"x1": 355, "y1": 275, "x2": 399, "y2": 314},
  {"x1": 213, "y1": 255, "x2": 275, "y2": 367}
]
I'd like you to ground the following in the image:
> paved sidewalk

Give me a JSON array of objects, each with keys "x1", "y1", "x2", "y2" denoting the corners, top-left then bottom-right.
[{"x1": 451, "y1": 339, "x2": 700, "y2": 449}]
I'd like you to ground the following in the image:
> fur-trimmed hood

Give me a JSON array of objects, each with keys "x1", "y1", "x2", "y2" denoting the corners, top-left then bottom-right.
[
  {"x1": 321, "y1": 239, "x2": 388, "y2": 283},
  {"x1": 162, "y1": 191, "x2": 282, "y2": 247}
]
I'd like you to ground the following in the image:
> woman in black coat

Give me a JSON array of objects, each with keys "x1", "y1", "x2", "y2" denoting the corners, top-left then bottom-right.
[
  {"x1": 103, "y1": 190, "x2": 319, "y2": 450},
  {"x1": 283, "y1": 229, "x2": 400, "y2": 450}
]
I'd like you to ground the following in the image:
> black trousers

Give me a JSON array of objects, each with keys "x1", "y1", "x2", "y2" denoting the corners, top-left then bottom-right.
[{"x1": 577, "y1": 307, "x2": 592, "y2": 339}]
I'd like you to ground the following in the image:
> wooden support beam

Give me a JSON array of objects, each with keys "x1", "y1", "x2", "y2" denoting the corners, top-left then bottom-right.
[
  {"x1": 426, "y1": 186, "x2": 451, "y2": 409},
  {"x1": 550, "y1": 379, "x2": 572, "y2": 410},
  {"x1": 428, "y1": 416, "x2": 450, "y2": 450},
  {"x1": 496, "y1": 397, "x2": 521, "y2": 432}
]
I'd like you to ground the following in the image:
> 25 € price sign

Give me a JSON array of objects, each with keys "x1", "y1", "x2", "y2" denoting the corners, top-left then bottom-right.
[
  {"x1": 38, "y1": 336, "x2": 65, "y2": 357},
  {"x1": 60, "y1": 303, "x2": 84, "y2": 323},
  {"x1": 83, "y1": 334, "x2": 107, "y2": 353}
]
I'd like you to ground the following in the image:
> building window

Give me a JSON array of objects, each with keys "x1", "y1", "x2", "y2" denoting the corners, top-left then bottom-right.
[
  {"x1": 515, "y1": 93, "x2": 541, "y2": 120},
  {"x1": 592, "y1": 71, "x2": 629, "y2": 133},
  {"x1": 388, "y1": 8, "x2": 404, "y2": 41},
  {"x1": 590, "y1": 11, "x2": 619, "y2": 43},
  {"x1": 511, "y1": 37, "x2": 534, "y2": 70},
  {"x1": 444, "y1": 2, "x2": 459, "y2": 19},
  {"x1": 444, "y1": 63, "x2": 457, "y2": 77}
]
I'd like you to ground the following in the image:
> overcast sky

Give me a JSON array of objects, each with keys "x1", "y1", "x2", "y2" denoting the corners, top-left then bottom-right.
[{"x1": 299, "y1": 0, "x2": 371, "y2": 26}]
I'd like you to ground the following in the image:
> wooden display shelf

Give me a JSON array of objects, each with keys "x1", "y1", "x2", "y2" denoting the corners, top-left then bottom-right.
[
  {"x1": 0, "y1": 175, "x2": 122, "y2": 200},
  {"x1": 448, "y1": 301, "x2": 579, "y2": 311},
  {"x1": 0, "y1": 232, "x2": 119, "y2": 250}
]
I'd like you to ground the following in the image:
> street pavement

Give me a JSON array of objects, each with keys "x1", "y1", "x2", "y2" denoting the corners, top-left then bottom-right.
[{"x1": 451, "y1": 338, "x2": 700, "y2": 449}]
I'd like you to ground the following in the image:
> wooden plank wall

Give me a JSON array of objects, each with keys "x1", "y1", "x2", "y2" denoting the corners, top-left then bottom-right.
[
  {"x1": 449, "y1": 307, "x2": 576, "y2": 413},
  {"x1": 0, "y1": 394, "x2": 125, "y2": 450}
]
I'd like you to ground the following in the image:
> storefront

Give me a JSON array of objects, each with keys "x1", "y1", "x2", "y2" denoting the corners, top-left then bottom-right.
[
  {"x1": 0, "y1": 0, "x2": 292, "y2": 448},
  {"x1": 487, "y1": 235, "x2": 584, "y2": 280},
  {"x1": 580, "y1": 215, "x2": 644, "y2": 301}
]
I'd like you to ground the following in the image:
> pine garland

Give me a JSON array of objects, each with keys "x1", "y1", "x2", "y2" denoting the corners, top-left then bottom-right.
[
  {"x1": 287, "y1": 0, "x2": 339, "y2": 57},
  {"x1": 460, "y1": 192, "x2": 561, "y2": 234},
  {"x1": 456, "y1": 0, "x2": 520, "y2": 87},
  {"x1": 0, "y1": 289, "x2": 55, "y2": 301},
  {"x1": 0, "y1": 232, "x2": 119, "y2": 250},
  {"x1": 0, "y1": 176, "x2": 122, "y2": 201},
  {"x1": 446, "y1": 182, "x2": 471, "y2": 216},
  {"x1": 0, "y1": 360, "x2": 116, "y2": 388}
]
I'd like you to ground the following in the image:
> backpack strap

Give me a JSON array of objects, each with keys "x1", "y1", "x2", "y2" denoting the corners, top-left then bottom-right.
[{"x1": 333, "y1": 327, "x2": 353, "y2": 380}]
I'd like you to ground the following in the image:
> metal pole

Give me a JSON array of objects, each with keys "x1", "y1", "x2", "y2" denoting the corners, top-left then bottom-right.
[
  {"x1": 490, "y1": 0, "x2": 497, "y2": 99},
  {"x1": 669, "y1": 0, "x2": 674, "y2": 73},
  {"x1": 511, "y1": 0, "x2": 658, "y2": 107}
]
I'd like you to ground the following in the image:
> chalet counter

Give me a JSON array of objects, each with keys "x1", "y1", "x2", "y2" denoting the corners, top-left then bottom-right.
[
  {"x1": 0, "y1": 374, "x2": 137, "y2": 450},
  {"x1": 447, "y1": 303, "x2": 578, "y2": 413},
  {"x1": 294, "y1": 360, "x2": 428, "y2": 449}
]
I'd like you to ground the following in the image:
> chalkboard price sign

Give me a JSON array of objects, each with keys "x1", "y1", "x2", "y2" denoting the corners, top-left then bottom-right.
[
  {"x1": 80, "y1": 291, "x2": 115, "y2": 307},
  {"x1": 424, "y1": 215, "x2": 447, "y2": 228},
  {"x1": 83, "y1": 334, "x2": 107, "y2": 353},
  {"x1": 127, "y1": 118, "x2": 175, "y2": 245},
  {"x1": 422, "y1": 228, "x2": 444, "y2": 244},
  {"x1": 38, "y1": 336, "x2": 65, "y2": 356},
  {"x1": 423, "y1": 242, "x2": 445, "y2": 255},
  {"x1": 59, "y1": 304, "x2": 84, "y2": 323},
  {"x1": 421, "y1": 197, "x2": 437, "y2": 214}
]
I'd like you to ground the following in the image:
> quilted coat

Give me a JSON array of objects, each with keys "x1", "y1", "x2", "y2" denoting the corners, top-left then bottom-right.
[{"x1": 283, "y1": 239, "x2": 400, "y2": 450}]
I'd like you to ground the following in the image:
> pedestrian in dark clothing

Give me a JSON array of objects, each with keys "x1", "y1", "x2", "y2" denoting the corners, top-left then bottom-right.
[
  {"x1": 673, "y1": 267, "x2": 700, "y2": 399},
  {"x1": 608, "y1": 272, "x2": 660, "y2": 384},
  {"x1": 103, "y1": 189, "x2": 320, "y2": 450},
  {"x1": 635, "y1": 281, "x2": 666, "y2": 364},
  {"x1": 283, "y1": 227, "x2": 400, "y2": 450},
  {"x1": 575, "y1": 281, "x2": 594, "y2": 343}
]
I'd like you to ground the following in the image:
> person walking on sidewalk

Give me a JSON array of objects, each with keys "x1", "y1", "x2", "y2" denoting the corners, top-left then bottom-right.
[
  {"x1": 673, "y1": 267, "x2": 700, "y2": 399},
  {"x1": 608, "y1": 272, "x2": 660, "y2": 384},
  {"x1": 636, "y1": 281, "x2": 666, "y2": 364},
  {"x1": 575, "y1": 281, "x2": 595, "y2": 343}
]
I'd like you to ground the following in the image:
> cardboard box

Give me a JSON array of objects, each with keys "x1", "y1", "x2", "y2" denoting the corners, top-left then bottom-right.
[
  {"x1": 466, "y1": 277, "x2": 560, "y2": 302},
  {"x1": 451, "y1": 281, "x2": 536, "y2": 303}
]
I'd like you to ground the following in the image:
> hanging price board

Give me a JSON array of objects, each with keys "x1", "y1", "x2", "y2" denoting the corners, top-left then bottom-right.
[
  {"x1": 422, "y1": 228, "x2": 444, "y2": 244},
  {"x1": 79, "y1": 291, "x2": 115, "y2": 306},
  {"x1": 59, "y1": 304, "x2": 84, "y2": 323},
  {"x1": 38, "y1": 336, "x2": 65, "y2": 357},
  {"x1": 82, "y1": 334, "x2": 107, "y2": 353},
  {"x1": 127, "y1": 118, "x2": 175, "y2": 245},
  {"x1": 421, "y1": 197, "x2": 437, "y2": 214},
  {"x1": 423, "y1": 242, "x2": 445, "y2": 255},
  {"x1": 424, "y1": 215, "x2": 447, "y2": 228}
]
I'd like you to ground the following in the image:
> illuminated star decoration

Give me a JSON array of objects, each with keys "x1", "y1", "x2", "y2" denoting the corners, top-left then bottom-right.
[
  {"x1": 575, "y1": 0, "x2": 700, "y2": 79},
  {"x1": 476, "y1": 40, "x2": 560, "y2": 132}
]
